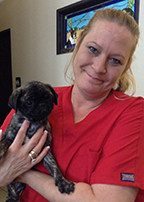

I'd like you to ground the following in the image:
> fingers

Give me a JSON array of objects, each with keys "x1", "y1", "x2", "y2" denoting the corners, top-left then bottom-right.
[
  {"x1": 27, "y1": 130, "x2": 50, "y2": 163},
  {"x1": 25, "y1": 127, "x2": 45, "y2": 152},
  {"x1": 31, "y1": 130, "x2": 49, "y2": 154},
  {"x1": 30, "y1": 145, "x2": 50, "y2": 165},
  {"x1": 8, "y1": 121, "x2": 49, "y2": 166},
  {"x1": 8, "y1": 119, "x2": 48, "y2": 155},
  {"x1": 0, "y1": 123, "x2": 50, "y2": 183},
  {"x1": 10, "y1": 120, "x2": 30, "y2": 149},
  {"x1": 0, "y1": 129, "x2": 3, "y2": 141}
]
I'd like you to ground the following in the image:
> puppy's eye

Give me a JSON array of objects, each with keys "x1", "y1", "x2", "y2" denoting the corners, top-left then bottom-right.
[{"x1": 27, "y1": 100, "x2": 33, "y2": 106}]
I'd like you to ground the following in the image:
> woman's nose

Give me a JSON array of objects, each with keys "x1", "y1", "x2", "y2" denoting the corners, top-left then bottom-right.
[{"x1": 92, "y1": 56, "x2": 107, "y2": 74}]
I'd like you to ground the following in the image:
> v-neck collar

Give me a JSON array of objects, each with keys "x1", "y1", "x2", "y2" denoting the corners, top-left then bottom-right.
[{"x1": 62, "y1": 86, "x2": 114, "y2": 127}]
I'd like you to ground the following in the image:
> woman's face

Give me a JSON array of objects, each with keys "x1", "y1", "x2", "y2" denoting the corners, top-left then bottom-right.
[{"x1": 73, "y1": 20, "x2": 134, "y2": 98}]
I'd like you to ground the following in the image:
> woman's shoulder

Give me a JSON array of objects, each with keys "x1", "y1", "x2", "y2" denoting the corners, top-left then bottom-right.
[
  {"x1": 112, "y1": 90, "x2": 144, "y2": 104},
  {"x1": 109, "y1": 90, "x2": 144, "y2": 119}
]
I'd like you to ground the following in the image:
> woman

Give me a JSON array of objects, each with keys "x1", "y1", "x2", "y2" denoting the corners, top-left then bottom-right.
[{"x1": 1, "y1": 9, "x2": 144, "y2": 202}]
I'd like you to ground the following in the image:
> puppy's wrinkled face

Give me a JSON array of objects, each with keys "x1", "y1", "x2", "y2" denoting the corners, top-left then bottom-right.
[{"x1": 9, "y1": 81, "x2": 57, "y2": 122}]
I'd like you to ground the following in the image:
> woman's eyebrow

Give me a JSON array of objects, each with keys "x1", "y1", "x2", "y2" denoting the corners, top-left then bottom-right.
[
  {"x1": 88, "y1": 41, "x2": 102, "y2": 51},
  {"x1": 111, "y1": 53, "x2": 125, "y2": 60}
]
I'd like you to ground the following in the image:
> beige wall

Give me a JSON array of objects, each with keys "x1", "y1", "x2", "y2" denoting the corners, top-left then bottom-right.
[{"x1": 0, "y1": 0, "x2": 144, "y2": 96}]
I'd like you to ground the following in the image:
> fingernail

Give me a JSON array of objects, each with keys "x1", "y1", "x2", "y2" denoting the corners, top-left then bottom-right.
[
  {"x1": 46, "y1": 146, "x2": 50, "y2": 149},
  {"x1": 25, "y1": 119, "x2": 30, "y2": 124},
  {"x1": 23, "y1": 120, "x2": 30, "y2": 126},
  {"x1": 44, "y1": 130, "x2": 48, "y2": 135}
]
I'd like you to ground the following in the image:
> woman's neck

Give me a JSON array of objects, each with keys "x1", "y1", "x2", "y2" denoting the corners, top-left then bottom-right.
[{"x1": 71, "y1": 86, "x2": 110, "y2": 123}]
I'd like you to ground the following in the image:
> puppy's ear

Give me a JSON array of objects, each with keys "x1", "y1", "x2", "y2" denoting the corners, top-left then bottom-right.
[
  {"x1": 46, "y1": 84, "x2": 58, "y2": 105},
  {"x1": 8, "y1": 88, "x2": 23, "y2": 110}
]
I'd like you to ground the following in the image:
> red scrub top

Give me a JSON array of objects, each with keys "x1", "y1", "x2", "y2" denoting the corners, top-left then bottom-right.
[{"x1": 1, "y1": 86, "x2": 144, "y2": 202}]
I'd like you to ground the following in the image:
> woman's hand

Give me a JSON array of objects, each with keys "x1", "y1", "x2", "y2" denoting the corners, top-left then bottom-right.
[{"x1": 0, "y1": 120, "x2": 49, "y2": 187}]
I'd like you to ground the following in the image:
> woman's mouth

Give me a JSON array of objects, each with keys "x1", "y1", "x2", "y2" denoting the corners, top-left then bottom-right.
[{"x1": 84, "y1": 69, "x2": 104, "y2": 83}]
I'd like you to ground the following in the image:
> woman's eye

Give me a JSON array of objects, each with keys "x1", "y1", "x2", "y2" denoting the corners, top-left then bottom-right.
[
  {"x1": 109, "y1": 58, "x2": 122, "y2": 66},
  {"x1": 88, "y1": 46, "x2": 99, "y2": 55}
]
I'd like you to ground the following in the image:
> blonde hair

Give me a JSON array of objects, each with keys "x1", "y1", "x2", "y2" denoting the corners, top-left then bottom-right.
[{"x1": 65, "y1": 8, "x2": 139, "y2": 93}]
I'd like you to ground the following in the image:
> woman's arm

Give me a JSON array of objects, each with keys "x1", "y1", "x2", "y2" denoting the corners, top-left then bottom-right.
[
  {"x1": 19, "y1": 170, "x2": 138, "y2": 202},
  {"x1": 0, "y1": 120, "x2": 49, "y2": 187}
]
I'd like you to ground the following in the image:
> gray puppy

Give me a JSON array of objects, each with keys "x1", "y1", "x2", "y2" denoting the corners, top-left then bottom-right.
[{"x1": 0, "y1": 81, "x2": 75, "y2": 202}]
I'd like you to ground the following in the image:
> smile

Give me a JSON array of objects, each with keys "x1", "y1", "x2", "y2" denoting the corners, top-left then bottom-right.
[{"x1": 84, "y1": 70, "x2": 104, "y2": 83}]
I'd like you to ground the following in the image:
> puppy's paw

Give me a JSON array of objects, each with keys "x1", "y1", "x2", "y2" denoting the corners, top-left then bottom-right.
[
  {"x1": 6, "y1": 198, "x2": 19, "y2": 202},
  {"x1": 55, "y1": 178, "x2": 75, "y2": 194}
]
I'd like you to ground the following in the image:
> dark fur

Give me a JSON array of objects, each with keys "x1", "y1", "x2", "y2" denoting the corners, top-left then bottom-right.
[{"x1": 0, "y1": 81, "x2": 75, "y2": 202}]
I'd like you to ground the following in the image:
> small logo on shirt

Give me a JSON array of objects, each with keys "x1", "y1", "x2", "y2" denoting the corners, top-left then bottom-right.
[{"x1": 121, "y1": 173, "x2": 135, "y2": 182}]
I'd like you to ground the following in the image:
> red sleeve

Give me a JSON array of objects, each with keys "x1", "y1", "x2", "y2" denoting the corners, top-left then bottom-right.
[
  {"x1": 0, "y1": 109, "x2": 15, "y2": 132},
  {"x1": 90, "y1": 99, "x2": 144, "y2": 190}
]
